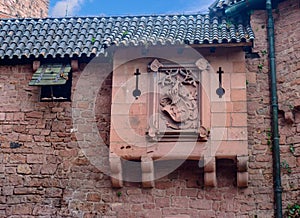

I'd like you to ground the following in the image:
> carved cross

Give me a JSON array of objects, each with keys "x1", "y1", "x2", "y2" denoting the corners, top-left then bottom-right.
[
  {"x1": 216, "y1": 67, "x2": 225, "y2": 98},
  {"x1": 133, "y1": 69, "x2": 141, "y2": 99}
]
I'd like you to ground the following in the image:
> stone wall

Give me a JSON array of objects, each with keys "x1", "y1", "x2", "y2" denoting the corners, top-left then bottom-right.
[
  {"x1": 0, "y1": 0, "x2": 49, "y2": 18},
  {"x1": 0, "y1": 55, "x2": 265, "y2": 217},
  {"x1": 0, "y1": 0, "x2": 299, "y2": 217},
  {"x1": 0, "y1": 57, "x2": 249, "y2": 217},
  {"x1": 0, "y1": 63, "x2": 74, "y2": 217},
  {"x1": 246, "y1": 0, "x2": 300, "y2": 215}
]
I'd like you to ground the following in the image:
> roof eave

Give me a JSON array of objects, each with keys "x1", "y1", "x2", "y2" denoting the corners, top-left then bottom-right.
[{"x1": 191, "y1": 41, "x2": 253, "y2": 49}]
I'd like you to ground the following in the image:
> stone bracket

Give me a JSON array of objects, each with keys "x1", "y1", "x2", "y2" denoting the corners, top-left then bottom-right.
[
  {"x1": 32, "y1": 60, "x2": 41, "y2": 72},
  {"x1": 237, "y1": 155, "x2": 248, "y2": 187},
  {"x1": 109, "y1": 154, "x2": 123, "y2": 188},
  {"x1": 109, "y1": 155, "x2": 249, "y2": 188},
  {"x1": 141, "y1": 156, "x2": 155, "y2": 188},
  {"x1": 109, "y1": 155, "x2": 155, "y2": 188},
  {"x1": 71, "y1": 59, "x2": 79, "y2": 72},
  {"x1": 204, "y1": 156, "x2": 217, "y2": 187}
]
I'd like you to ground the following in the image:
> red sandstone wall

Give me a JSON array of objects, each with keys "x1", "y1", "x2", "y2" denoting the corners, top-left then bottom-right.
[
  {"x1": 0, "y1": 0, "x2": 299, "y2": 217},
  {"x1": 246, "y1": 0, "x2": 300, "y2": 215},
  {"x1": 0, "y1": 58, "x2": 265, "y2": 217},
  {"x1": 0, "y1": 0, "x2": 49, "y2": 18}
]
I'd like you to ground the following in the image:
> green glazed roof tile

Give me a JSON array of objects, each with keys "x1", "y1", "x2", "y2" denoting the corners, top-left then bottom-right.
[{"x1": 29, "y1": 63, "x2": 71, "y2": 86}]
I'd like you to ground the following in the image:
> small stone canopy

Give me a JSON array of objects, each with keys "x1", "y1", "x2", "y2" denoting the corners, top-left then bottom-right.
[{"x1": 109, "y1": 50, "x2": 249, "y2": 188}]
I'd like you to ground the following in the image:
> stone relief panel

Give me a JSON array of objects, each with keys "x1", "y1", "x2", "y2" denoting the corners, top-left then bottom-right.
[{"x1": 147, "y1": 59, "x2": 209, "y2": 142}]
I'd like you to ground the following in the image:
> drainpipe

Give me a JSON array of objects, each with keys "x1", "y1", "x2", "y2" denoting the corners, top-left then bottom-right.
[
  {"x1": 225, "y1": 0, "x2": 283, "y2": 217},
  {"x1": 266, "y1": 0, "x2": 282, "y2": 217}
]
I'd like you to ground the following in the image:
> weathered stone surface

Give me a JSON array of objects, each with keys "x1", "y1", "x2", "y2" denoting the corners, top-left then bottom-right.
[
  {"x1": 87, "y1": 193, "x2": 101, "y2": 202},
  {"x1": 40, "y1": 164, "x2": 57, "y2": 175},
  {"x1": 0, "y1": 0, "x2": 48, "y2": 18},
  {"x1": 17, "y1": 165, "x2": 31, "y2": 175}
]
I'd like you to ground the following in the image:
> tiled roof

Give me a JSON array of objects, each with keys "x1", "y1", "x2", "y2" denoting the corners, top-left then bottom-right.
[{"x1": 0, "y1": 14, "x2": 254, "y2": 60}]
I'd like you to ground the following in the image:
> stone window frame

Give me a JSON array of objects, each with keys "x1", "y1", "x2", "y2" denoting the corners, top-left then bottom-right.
[
  {"x1": 30, "y1": 61, "x2": 77, "y2": 102},
  {"x1": 39, "y1": 77, "x2": 72, "y2": 102}
]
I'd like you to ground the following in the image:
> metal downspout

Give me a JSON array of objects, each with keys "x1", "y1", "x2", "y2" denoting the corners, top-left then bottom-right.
[{"x1": 266, "y1": 0, "x2": 282, "y2": 217}]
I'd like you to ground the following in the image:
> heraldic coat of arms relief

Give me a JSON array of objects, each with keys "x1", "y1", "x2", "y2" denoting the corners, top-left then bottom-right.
[{"x1": 147, "y1": 59, "x2": 209, "y2": 142}]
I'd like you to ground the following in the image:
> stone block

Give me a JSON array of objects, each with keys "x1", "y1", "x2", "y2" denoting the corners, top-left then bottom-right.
[
  {"x1": 231, "y1": 89, "x2": 247, "y2": 102},
  {"x1": 17, "y1": 165, "x2": 31, "y2": 175},
  {"x1": 231, "y1": 113, "x2": 248, "y2": 127},
  {"x1": 141, "y1": 156, "x2": 154, "y2": 188},
  {"x1": 210, "y1": 102, "x2": 228, "y2": 113},
  {"x1": 0, "y1": 165, "x2": 4, "y2": 173},
  {"x1": 246, "y1": 72, "x2": 257, "y2": 83},
  {"x1": 14, "y1": 187, "x2": 36, "y2": 195},
  {"x1": 227, "y1": 127, "x2": 248, "y2": 140},
  {"x1": 40, "y1": 164, "x2": 57, "y2": 175},
  {"x1": 0, "y1": 113, "x2": 5, "y2": 120},
  {"x1": 19, "y1": 134, "x2": 33, "y2": 142},
  {"x1": 13, "y1": 112, "x2": 25, "y2": 121},
  {"x1": 87, "y1": 193, "x2": 101, "y2": 202},
  {"x1": 210, "y1": 127, "x2": 228, "y2": 141},
  {"x1": 231, "y1": 73, "x2": 246, "y2": 89},
  {"x1": 76, "y1": 101, "x2": 90, "y2": 109},
  {"x1": 232, "y1": 101, "x2": 247, "y2": 112},
  {"x1": 9, "y1": 154, "x2": 26, "y2": 164},
  {"x1": 155, "y1": 197, "x2": 170, "y2": 208},
  {"x1": 109, "y1": 155, "x2": 123, "y2": 188},
  {"x1": 13, "y1": 125, "x2": 26, "y2": 133},
  {"x1": 33, "y1": 135, "x2": 45, "y2": 142},
  {"x1": 32, "y1": 205, "x2": 56, "y2": 216},
  {"x1": 171, "y1": 197, "x2": 189, "y2": 208},
  {"x1": 45, "y1": 188, "x2": 62, "y2": 198},
  {"x1": 211, "y1": 112, "x2": 230, "y2": 127},
  {"x1": 233, "y1": 61, "x2": 246, "y2": 73},
  {"x1": 204, "y1": 156, "x2": 216, "y2": 187},
  {"x1": 11, "y1": 204, "x2": 32, "y2": 215},
  {"x1": 2, "y1": 186, "x2": 14, "y2": 196},
  {"x1": 189, "y1": 199, "x2": 212, "y2": 210},
  {"x1": 25, "y1": 111, "x2": 43, "y2": 119}
]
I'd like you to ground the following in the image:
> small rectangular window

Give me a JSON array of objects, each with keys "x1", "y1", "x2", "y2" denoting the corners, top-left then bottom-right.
[{"x1": 29, "y1": 63, "x2": 72, "y2": 102}]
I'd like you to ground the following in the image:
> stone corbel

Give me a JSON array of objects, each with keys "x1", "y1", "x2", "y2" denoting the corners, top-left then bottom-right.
[
  {"x1": 204, "y1": 156, "x2": 217, "y2": 187},
  {"x1": 199, "y1": 126, "x2": 210, "y2": 140},
  {"x1": 141, "y1": 156, "x2": 154, "y2": 188},
  {"x1": 32, "y1": 60, "x2": 40, "y2": 72},
  {"x1": 109, "y1": 153, "x2": 123, "y2": 188},
  {"x1": 237, "y1": 155, "x2": 248, "y2": 187},
  {"x1": 149, "y1": 59, "x2": 163, "y2": 72},
  {"x1": 71, "y1": 59, "x2": 79, "y2": 72}
]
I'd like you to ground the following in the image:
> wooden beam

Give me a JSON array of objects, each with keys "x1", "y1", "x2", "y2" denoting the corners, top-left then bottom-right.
[{"x1": 190, "y1": 41, "x2": 253, "y2": 49}]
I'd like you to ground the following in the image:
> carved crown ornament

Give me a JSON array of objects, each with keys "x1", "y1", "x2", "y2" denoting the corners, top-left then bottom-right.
[{"x1": 146, "y1": 59, "x2": 210, "y2": 142}]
